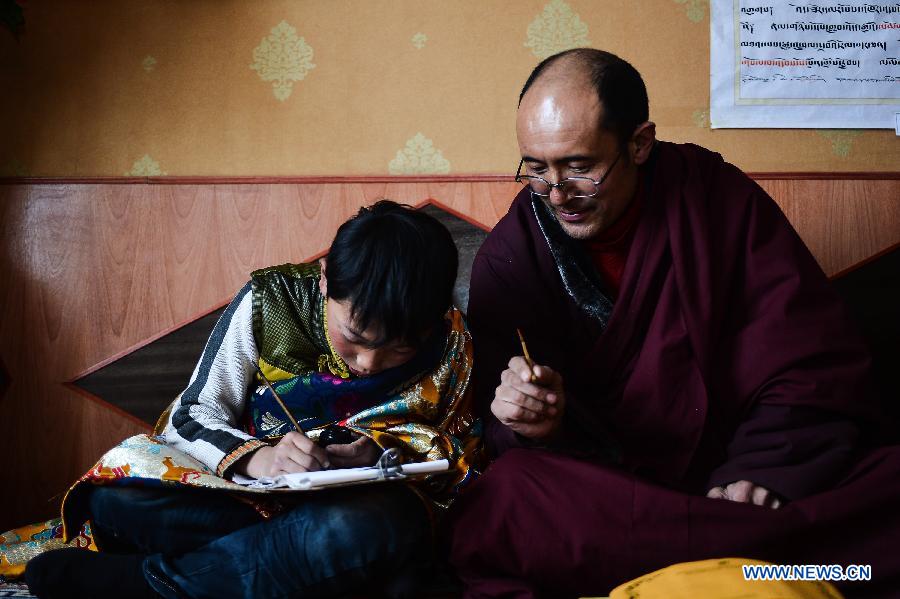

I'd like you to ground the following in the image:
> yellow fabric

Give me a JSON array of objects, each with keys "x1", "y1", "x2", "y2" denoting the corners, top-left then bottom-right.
[
  {"x1": 36, "y1": 309, "x2": 477, "y2": 548},
  {"x1": 248, "y1": 259, "x2": 480, "y2": 505},
  {"x1": 606, "y1": 558, "x2": 844, "y2": 599},
  {"x1": 258, "y1": 356, "x2": 298, "y2": 383},
  {"x1": 2, "y1": 276, "x2": 480, "y2": 580},
  {"x1": 0, "y1": 519, "x2": 96, "y2": 579},
  {"x1": 57, "y1": 434, "x2": 266, "y2": 543},
  {"x1": 341, "y1": 308, "x2": 480, "y2": 508}
]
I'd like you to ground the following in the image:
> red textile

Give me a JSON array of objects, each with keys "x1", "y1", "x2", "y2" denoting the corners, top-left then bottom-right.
[
  {"x1": 447, "y1": 142, "x2": 899, "y2": 597},
  {"x1": 584, "y1": 179, "x2": 644, "y2": 298}
]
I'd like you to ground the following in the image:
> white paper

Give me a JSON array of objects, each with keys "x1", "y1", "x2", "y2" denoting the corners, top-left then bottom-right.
[
  {"x1": 232, "y1": 459, "x2": 450, "y2": 491},
  {"x1": 711, "y1": 1, "x2": 900, "y2": 128}
]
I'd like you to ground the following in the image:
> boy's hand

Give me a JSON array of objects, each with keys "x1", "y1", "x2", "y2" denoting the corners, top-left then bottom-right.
[
  {"x1": 326, "y1": 434, "x2": 381, "y2": 468},
  {"x1": 238, "y1": 431, "x2": 330, "y2": 479}
]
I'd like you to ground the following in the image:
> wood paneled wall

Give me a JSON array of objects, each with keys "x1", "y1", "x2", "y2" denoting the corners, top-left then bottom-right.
[{"x1": 1, "y1": 177, "x2": 898, "y2": 531}]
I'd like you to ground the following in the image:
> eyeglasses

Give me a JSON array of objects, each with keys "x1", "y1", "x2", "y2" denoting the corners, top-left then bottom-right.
[{"x1": 515, "y1": 152, "x2": 621, "y2": 199}]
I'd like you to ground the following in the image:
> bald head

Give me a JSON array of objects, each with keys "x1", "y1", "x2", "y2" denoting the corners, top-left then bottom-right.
[
  {"x1": 516, "y1": 71, "x2": 602, "y2": 163},
  {"x1": 515, "y1": 49, "x2": 656, "y2": 241},
  {"x1": 518, "y1": 49, "x2": 649, "y2": 149},
  {"x1": 523, "y1": 53, "x2": 594, "y2": 92}
]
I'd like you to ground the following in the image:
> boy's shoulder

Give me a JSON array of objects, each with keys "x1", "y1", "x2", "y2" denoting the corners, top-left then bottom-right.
[
  {"x1": 251, "y1": 261, "x2": 321, "y2": 281},
  {"x1": 249, "y1": 261, "x2": 327, "y2": 376}
]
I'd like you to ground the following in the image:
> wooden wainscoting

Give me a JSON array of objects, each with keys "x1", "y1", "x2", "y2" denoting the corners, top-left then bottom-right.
[{"x1": 0, "y1": 176, "x2": 897, "y2": 531}]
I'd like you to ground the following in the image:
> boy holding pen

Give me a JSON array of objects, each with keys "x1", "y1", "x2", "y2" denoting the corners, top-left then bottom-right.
[{"x1": 24, "y1": 200, "x2": 480, "y2": 599}]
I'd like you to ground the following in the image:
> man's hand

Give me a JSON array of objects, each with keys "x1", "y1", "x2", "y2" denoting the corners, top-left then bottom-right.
[
  {"x1": 491, "y1": 356, "x2": 565, "y2": 441},
  {"x1": 707, "y1": 480, "x2": 782, "y2": 509},
  {"x1": 325, "y1": 434, "x2": 381, "y2": 468},
  {"x1": 237, "y1": 431, "x2": 330, "y2": 479}
]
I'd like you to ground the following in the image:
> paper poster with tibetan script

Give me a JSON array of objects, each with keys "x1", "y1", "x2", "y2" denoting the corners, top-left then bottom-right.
[{"x1": 711, "y1": 1, "x2": 900, "y2": 128}]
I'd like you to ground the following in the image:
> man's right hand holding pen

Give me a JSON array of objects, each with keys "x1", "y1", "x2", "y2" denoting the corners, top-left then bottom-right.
[{"x1": 492, "y1": 356, "x2": 566, "y2": 442}]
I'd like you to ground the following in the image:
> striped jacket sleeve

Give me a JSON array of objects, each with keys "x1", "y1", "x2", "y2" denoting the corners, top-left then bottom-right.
[{"x1": 162, "y1": 283, "x2": 268, "y2": 477}]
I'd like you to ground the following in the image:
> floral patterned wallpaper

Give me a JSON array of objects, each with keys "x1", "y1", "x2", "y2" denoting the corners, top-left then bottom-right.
[{"x1": 0, "y1": 0, "x2": 895, "y2": 176}]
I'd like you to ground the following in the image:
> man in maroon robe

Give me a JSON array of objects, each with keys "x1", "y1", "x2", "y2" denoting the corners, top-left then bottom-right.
[{"x1": 446, "y1": 48, "x2": 900, "y2": 598}]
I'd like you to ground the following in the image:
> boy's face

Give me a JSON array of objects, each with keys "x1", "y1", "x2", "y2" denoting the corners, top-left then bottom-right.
[{"x1": 325, "y1": 297, "x2": 418, "y2": 377}]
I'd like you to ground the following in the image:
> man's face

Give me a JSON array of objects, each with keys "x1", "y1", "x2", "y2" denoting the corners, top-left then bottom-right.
[{"x1": 516, "y1": 80, "x2": 640, "y2": 240}]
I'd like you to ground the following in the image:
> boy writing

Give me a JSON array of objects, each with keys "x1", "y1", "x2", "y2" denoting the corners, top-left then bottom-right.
[{"x1": 24, "y1": 200, "x2": 479, "y2": 598}]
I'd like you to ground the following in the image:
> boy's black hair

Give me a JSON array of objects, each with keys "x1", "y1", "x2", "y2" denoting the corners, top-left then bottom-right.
[
  {"x1": 325, "y1": 200, "x2": 458, "y2": 346},
  {"x1": 519, "y1": 48, "x2": 649, "y2": 152}
]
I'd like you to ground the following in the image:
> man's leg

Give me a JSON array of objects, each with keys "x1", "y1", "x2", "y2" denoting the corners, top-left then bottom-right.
[
  {"x1": 447, "y1": 447, "x2": 900, "y2": 599},
  {"x1": 447, "y1": 448, "x2": 795, "y2": 598},
  {"x1": 446, "y1": 449, "x2": 643, "y2": 599},
  {"x1": 88, "y1": 485, "x2": 262, "y2": 554},
  {"x1": 144, "y1": 482, "x2": 431, "y2": 599}
]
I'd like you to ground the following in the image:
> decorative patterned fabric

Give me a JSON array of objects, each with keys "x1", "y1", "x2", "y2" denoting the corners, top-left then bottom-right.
[
  {"x1": 1, "y1": 261, "x2": 480, "y2": 581},
  {"x1": 0, "y1": 434, "x2": 279, "y2": 579},
  {"x1": 0, "y1": 519, "x2": 95, "y2": 579},
  {"x1": 51, "y1": 298, "x2": 477, "y2": 543},
  {"x1": 245, "y1": 316, "x2": 446, "y2": 436},
  {"x1": 247, "y1": 261, "x2": 481, "y2": 503},
  {"x1": 245, "y1": 307, "x2": 480, "y2": 508},
  {"x1": 251, "y1": 262, "x2": 328, "y2": 378},
  {"x1": 0, "y1": 582, "x2": 36, "y2": 598}
]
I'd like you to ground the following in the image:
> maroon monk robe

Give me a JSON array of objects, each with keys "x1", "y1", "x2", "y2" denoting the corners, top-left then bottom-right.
[
  {"x1": 446, "y1": 142, "x2": 900, "y2": 598},
  {"x1": 584, "y1": 177, "x2": 644, "y2": 299}
]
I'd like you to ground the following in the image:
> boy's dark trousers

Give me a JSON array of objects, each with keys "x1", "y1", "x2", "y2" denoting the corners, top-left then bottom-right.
[{"x1": 88, "y1": 482, "x2": 432, "y2": 598}]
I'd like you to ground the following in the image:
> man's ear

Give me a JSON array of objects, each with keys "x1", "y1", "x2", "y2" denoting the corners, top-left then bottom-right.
[
  {"x1": 630, "y1": 121, "x2": 656, "y2": 166},
  {"x1": 318, "y1": 257, "x2": 328, "y2": 297}
]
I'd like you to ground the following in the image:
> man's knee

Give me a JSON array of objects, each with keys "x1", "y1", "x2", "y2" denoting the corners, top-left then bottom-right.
[{"x1": 462, "y1": 449, "x2": 547, "y2": 511}]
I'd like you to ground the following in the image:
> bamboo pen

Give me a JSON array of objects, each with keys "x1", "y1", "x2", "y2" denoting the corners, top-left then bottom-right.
[
  {"x1": 516, "y1": 328, "x2": 538, "y2": 383},
  {"x1": 254, "y1": 363, "x2": 304, "y2": 433}
]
